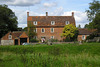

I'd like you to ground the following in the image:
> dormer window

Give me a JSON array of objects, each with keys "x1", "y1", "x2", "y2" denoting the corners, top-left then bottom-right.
[
  {"x1": 65, "y1": 21, "x2": 69, "y2": 25},
  {"x1": 51, "y1": 21, "x2": 55, "y2": 25},
  {"x1": 33, "y1": 21, "x2": 37, "y2": 25}
]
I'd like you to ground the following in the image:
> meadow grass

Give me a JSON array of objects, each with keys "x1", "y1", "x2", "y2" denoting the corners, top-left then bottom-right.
[{"x1": 0, "y1": 43, "x2": 100, "y2": 67}]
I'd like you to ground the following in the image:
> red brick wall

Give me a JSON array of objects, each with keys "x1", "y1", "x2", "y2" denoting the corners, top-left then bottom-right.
[
  {"x1": 78, "y1": 35, "x2": 88, "y2": 41},
  {"x1": 37, "y1": 28, "x2": 64, "y2": 41}
]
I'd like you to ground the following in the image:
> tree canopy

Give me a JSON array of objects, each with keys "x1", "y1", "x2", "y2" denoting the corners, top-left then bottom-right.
[
  {"x1": 85, "y1": 0, "x2": 100, "y2": 32},
  {"x1": 62, "y1": 24, "x2": 78, "y2": 41},
  {"x1": 0, "y1": 4, "x2": 18, "y2": 38},
  {"x1": 28, "y1": 24, "x2": 36, "y2": 40}
]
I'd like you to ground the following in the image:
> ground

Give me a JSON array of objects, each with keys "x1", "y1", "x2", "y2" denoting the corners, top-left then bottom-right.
[{"x1": 0, "y1": 43, "x2": 100, "y2": 67}]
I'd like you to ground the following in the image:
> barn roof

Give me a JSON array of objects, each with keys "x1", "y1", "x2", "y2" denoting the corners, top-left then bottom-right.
[
  {"x1": 78, "y1": 28, "x2": 96, "y2": 35},
  {"x1": 1, "y1": 31, "x2": 28, "y2": 40}
]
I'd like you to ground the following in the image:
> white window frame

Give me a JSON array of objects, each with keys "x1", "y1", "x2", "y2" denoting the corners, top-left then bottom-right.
[
  {"x1": 51, "y1": 21, "x2": 55, "y2": 25},
  {"x1": 8, "y1": 35, "x2": 12, "y2": 39},
  {"x1": 82, "y1": 35, "x2": 85, "y2": 40},
  {"x1": 51, "y1": 36, "x2": 54, "y2": 39},
  {"x1": 34, "y1": 28, "x2": 37, "y2": 33},
  {"x1": 51, "y1": 28, "x2": 54, "y2": 33},
  {"x1": 65, "y1": 21, "x2": 69, "y2": 25},
  {"x1": 33, "y1": 21, "x2": 37, "y2": 25},
  {"x1": 41, "y1": 28, "x2": 45, "y2": 33}
]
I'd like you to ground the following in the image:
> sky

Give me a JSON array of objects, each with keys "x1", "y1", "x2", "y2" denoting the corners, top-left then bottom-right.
[{"x1": 0, "y1": 0, "x2": 95, "y2": 28}]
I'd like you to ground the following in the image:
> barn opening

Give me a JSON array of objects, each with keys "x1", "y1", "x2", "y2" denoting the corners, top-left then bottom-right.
[{"x1": 20, "y1": 38, "x2": 27, "y2": 45}]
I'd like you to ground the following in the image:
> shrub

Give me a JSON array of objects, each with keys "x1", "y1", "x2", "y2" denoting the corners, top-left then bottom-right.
[
  {"x1": 50, "y1": 39, "x2": 58, "y2": 42},
  {"x1": 29, "y1": 38, "x2": 39, "y2": 43}
]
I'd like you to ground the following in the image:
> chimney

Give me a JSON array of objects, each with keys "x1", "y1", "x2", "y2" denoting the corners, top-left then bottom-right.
[
  {"x1": 27, "y1": 12, "x2": 29, "y2": 17},
  {"x1": 46, "y1": 12, "x2": 48, "y2": 17},
  {"x1": 72, "y1": 12, "x2": 74, "y2": 17}
]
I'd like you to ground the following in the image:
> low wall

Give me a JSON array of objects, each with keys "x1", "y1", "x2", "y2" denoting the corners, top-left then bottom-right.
[
  {"x1": 1, "y1": 40, "x2": 14, "y2": 45},
  {"x1": 52, "y1": 42, "x2": 74, "y2": 44}
]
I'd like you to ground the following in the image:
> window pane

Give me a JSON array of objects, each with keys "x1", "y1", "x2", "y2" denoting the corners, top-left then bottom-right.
[
  {"x1": 66, "y1": 21, "x2": 69, "y2": 25},
  {"x1": 51, "y1": 28, "x2": 54, "y2": 33},
  {"x1": 51, "y1": 21, "x2": 55, "y2": 25},
  {"x1": 42, "y1": 29, "x2": 44, "y2": 32},
  {"x1": 33, "y1": 21, "x2": 37, "y2": 25}
]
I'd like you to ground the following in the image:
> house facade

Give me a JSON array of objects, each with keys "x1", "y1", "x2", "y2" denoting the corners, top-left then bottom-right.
[
  {"x1": 1, "y1": 31, "x2": 29, "y2": 45},
  {"x1": 27, "y1": 12, "x2": 76, "y2": 41},
  {"x1": 77, "y1": 28, "x2": 96, "y2": 41}
]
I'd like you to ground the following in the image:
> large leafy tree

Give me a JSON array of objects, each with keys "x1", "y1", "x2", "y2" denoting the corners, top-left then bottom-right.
[
  {"x1": 62, "y1": 24, "x2": 78, "y2": 41},
  {"x1": 28, "y1": 24, "x2": 36, "y2": 40},
  {"x1": 0, "y1": 5, "x2": 18, "y2": 38},
  {"x1": 85, "y1": 0, "x2": 100, "y2": 31}
]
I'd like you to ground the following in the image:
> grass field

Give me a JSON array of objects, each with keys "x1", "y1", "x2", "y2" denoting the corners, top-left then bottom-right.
[{"x1": 0, "y1": 43, "x2": 100, "y2": 67}]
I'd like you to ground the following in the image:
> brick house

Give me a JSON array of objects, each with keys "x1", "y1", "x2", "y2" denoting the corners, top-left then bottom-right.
[
  {"x1": 1, "y1": 31, "x2": 29, "y2": 45},
  {"x1": 77, "y1": 28, "x2": 96, "y2": 41},
  {"x1": 27, "y1": 12, "x2": 76, "y2": 41}
]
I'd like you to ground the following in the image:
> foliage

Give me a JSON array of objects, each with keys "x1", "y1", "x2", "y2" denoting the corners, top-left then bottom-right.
[
  {"x1": 28, "y1": 24, "x2": 36, "y2": 39},
  {"x1": 50, "y1": 39, "x2": 58, "y2": 42},
  {"x1": 30, "y1": 38, "x2": 39, "y2": 43},
  {"x1": 0, "y1": 43, "x2": 100, "y2": 67},
  {"x1": 23, "y1": 27, "x2": 28, "y2": 31},
  {"x1": 17, "y1": 27, "x2": 23, "y2": 31},
  {"x1": 62, "y1": 24, "x2": 78, "y2": 41},
  {"x1": 85, "y1": 0, "x2": 100, "y2": 31},
  {"x1": 86, "y1": 31, "x2": 99, "y2": 40},
  {"x1": 77, "y1": 24, "x2": 81, "y2": 29},
  {"x1": 0, "y1": 4, "x2": 18, "y2": 38}
]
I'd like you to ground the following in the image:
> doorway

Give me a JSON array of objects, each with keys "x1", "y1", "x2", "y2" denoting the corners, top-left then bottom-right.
[
  {"x1": 15, "y1": 39, "x2": 18, "y2": 45},
  {"x1": 20, "y1": 38, "x2": 27, "y2": 45}
]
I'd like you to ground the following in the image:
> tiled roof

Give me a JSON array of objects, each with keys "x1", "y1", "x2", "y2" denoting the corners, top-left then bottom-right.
[
  {"x1": 1, "y1": 31, "x2": 24, "y2": 40},
  {"x1": 78, "y1": 28, "x2": 96, "y2": 35},
  {"x1": 28, "y1": 16, "x2": 75, "y2": 26},
  {"x1": 11, "y1": 31, "x2": 23, "y2": 39}
]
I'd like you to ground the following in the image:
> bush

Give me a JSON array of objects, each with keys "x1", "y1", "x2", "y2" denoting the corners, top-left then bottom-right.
[
  {"x1": 50, "y1": 39, "x2": 58, "y2": 42},
  {"x1": 29, "y1": 38, "x2": 39, "y2": 43}
]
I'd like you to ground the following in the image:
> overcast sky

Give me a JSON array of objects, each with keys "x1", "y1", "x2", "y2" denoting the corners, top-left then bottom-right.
[{"x1": 0, "y1": 0, "x2": 95, "y2": 28}]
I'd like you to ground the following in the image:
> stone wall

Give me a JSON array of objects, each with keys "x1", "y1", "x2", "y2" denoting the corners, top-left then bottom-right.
[{"x1": 1, "y1": 40, "x2": 14, "y2": 45}]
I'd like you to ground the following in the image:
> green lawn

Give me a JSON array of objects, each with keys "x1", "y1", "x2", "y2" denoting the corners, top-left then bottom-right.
[{"x1": 0, "y1": 43, "x2": 100, "y2": 67}]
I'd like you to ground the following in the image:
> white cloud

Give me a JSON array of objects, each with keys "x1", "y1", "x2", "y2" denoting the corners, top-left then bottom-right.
[
  {"x1": 43, "y1": 2, "x2": 57, "y2": 7},
  {"x1": 12, "y1": 7, "x2": 88, "y2": 28},
  {"x1": 0, "y1": 0, "x2": 41, "y2": 6},
  {"x1": 50, "y1": 7, "x2": 64, "y2": 16},
  {"x1": 62, "y1": 11, "x2": 88, "y2": 28},
  {"x1": 12, "y1": 9, "x2": 45, "y2": 28}
]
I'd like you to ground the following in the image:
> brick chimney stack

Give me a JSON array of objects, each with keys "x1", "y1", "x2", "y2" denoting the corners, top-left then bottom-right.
[
  {"x1": 46, "y1": 12, "x2": 48, "y2": 17},
  {"x1": 27, "y1": 12, "x2": 29, "y2": 17},
  {"x1": 72, "y1": 12, "x2": 74, "y2": 17}
]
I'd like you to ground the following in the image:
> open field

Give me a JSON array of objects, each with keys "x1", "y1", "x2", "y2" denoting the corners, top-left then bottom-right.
[{"x1": 0, "y1": 43, "x2": 100, "y2": 67}]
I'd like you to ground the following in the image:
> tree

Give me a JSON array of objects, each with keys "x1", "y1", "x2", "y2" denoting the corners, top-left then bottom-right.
[
  {"x1": 77, "y1": 24, "x2": 81, "y2": 29},
  {"x1": 23, "y1": 27, "x2": 28, "y2": 31},
  {"x1": 62, "y1": 24, "x2": 78, "y2": 41},
  {"x1": 0, "y1": 4, "x2": 18, "y2": 38},
  {"x1": 86, "y1": 0, "x2": 100, "y2": 31},
  {"x1": 28, "y1": 24, "x2": 36, "y2": 40}
]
